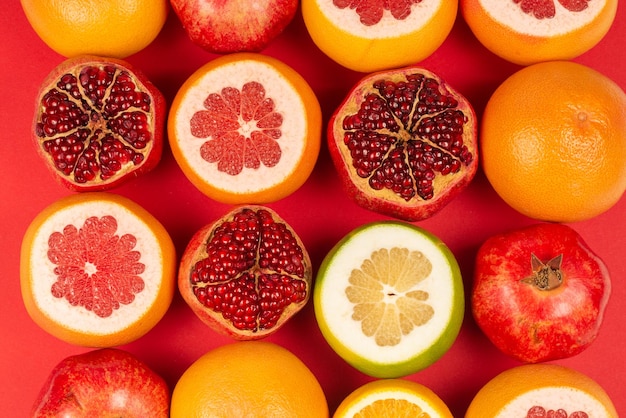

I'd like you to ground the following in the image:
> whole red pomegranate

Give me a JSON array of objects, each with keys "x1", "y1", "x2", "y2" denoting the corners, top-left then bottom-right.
[
  {"x1": 32, "y1": 348, "x2": 169, "y2": 417},
  {"x1": 32, "y1": 55, "x2": 165, "y2": 191},
  {"x1": 328, "y1": 66, "x2": 478, "y2": 221},
  {"x1": 178, "y1": 205, "x2": 312, "y2": 340},
  {"x1": 472, "y1": 223, "x2": 611, "y2": 363},
  {"x1": 170, "y1": 0, "x2": 298, "y2": 53}
]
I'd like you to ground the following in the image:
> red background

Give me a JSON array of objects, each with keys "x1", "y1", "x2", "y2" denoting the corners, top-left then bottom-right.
[{"x1": 1, "y1": 1, "x2": 625, "y2": 416}]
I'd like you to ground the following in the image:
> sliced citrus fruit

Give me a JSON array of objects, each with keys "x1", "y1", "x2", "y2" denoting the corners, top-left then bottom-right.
[
  {"x1": 481, "y1": 60, "x2": 626, "y2": 223},
  {"x1": 314, "y1": 221, "x2": 464, "y2": 378},
  {"x1": 302, "y1": 0, "x2": 458, "y2": 73},
  {"x1": 334, "y1": 379, "x2": 453, "y2": 418},
  {"x1": 20, "y1": 0, "x2": 168, "y2": 58},
  {"x1": 168, "y1": 52, "x2": 322, "y2": 205},
  {"x1": 460, "y1": 0, "x2": 618, "y2": 65},
  {"x1": 170, "y1": 341, "x2": 329, "y2": 418},
  {"x1": 466, "y1": 364, "x2": 618, "y2": 417},
  {"x1": 20, "y1": 192, "x2": 176, "y2": 347}
]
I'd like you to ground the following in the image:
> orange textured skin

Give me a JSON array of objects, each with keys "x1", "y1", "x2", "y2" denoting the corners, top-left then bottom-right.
[{"x1": 480, "y1": 61, "x2": 626, "y2": 222}]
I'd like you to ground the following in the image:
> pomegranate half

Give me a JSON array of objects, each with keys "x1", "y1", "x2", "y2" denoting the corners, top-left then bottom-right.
[
  {"x1": 32, "y1": 55, "x2": 165, "y2": 191},
  {"x1": 328, "y1": 66, "x2": 478, "y2": 221},
  {"x1": 178, "y1": 205, "x2": 312, "y2": 340}
]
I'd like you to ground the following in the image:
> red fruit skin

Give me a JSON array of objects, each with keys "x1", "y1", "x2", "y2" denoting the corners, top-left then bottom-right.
[
  {"x1": 327, "y1": 66, "x2": 478, "y2": 222},
  {"x1": 31, "y1": 348, "x2": 170, "y2": 417},
  {"x1": 472, "y1": 223, "x2": 611, "y2": 363},
  {"x1": 170, "y1": 0, "x2": 298, "y2": 53},
  {"x1": 178, "y1": 205, "x2": 312, "y2": 340},
  {"x1": 33, "y1": 56, "x2": 166, "y2": 192}
]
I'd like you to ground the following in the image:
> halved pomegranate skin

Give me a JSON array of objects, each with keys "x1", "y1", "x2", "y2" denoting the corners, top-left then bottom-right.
[
  {"x1": 32, "y1": 55, "x2": 166, "y2": 191},
  {"x1": 178, "y1": 205, "x2": 312, "y2": 340},
  {"x1": 328, "y1": 65, "x2": 478, "y2": 221}
]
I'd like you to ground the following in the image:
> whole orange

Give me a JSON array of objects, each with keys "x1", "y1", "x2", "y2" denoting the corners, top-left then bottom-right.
[
  {"x1": 481, "y1": 60, "x2": 626, "y2": 223},
  {"x1": 170, "y1": 341, "x2": 329, "y2": 417},
  {"x1": 20, "y1": 0, "x2": 168, "y2": 58}
]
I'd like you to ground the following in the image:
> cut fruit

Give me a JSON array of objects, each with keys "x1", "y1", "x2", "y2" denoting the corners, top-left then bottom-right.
[
  {"x1": 460, "y1": 0, "x2": 618, "y2": 65},
  {"x1": 170, "y1": 341, "x2": 329, "y2": 417},
  {"x1": 32, "y1": 56, "x2": 166, "y2": 192},
  {"x1": 168, "y1": 52, "x2": 322, "y2": 204},
  {"x1": 328, "y1": 65, "x2": 478, "y2": 222},
  {"x1": 302, "y1": 0, "x2": 458, "y2": 73},
  {"x1": 466, "y1": 364, "x2": 618, "y2": 417},
  {"x1": 333, "y1": 379, "x2": 453, "y2": 418},
  {"x1": 178, "y1": 205, "x2": 312, "y2": 340},
  {"x1": 20, "y1": 193, "x2": 176, "y2": 347},
  {"x1": 314, "y1": 221, "x2": 464, "y2": 378}
]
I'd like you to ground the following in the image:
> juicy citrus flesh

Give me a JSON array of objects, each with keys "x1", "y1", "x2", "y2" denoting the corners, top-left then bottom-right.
[
  {"x1": 314, "y1": 221, "x2": 464, "y2": 378},
  {"x1": 170, "y1": 341, "x2": 329, "y2": 418},
  {"x1": 334, "y1": 379, "x2": 453, "y2": 418},
  {"x1": 466, "y1": 364, "x2": 618, "y2": 417},
  {"x1": 302, "y1": 0, "x2": 458, "y2": 72},
  {"x1": 460, "y1": 0, "x2": 617, "y2": 65},
  {"x1": 20, "y1": 193, "x2": 176, "y2": 347},
  {"x1": 20, "y1": 0, "x2": 168, "y2": 58},
  {"x1": 481, "y1": 60, "x2": 626, "y2": 223},
  {"x1": 168, "y1": 52, "x2": 322, "y2": 204}
]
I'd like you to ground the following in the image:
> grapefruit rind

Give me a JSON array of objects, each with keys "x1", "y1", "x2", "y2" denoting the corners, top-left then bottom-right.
[
  {"x1": 168, "y1": 53, "x2": 321, "y2": 204},
  {"x1": 302, "y1": 0, "x2": 457, "y2": 73},
  {"x1": 478, "y1": 0, "x2": 607, "y2": 36},
  {"x1": 461, "y1": 0, "x2": 617, "y2": 65},
  {"x1": 466, "y1": 364, "x2": 618, "y2": 417},
  {"x1": 20, "y1": 193, "x2": 176, "y2": 347},
  {"x1": 314, "y1": 221, "x2": 464, "y2": 378}
]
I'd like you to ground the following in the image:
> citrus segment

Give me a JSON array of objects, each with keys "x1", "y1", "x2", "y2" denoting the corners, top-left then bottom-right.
[
  {"x1": 314, "y1": 221, "x2": 464, "y2": 378},
  {"x1": 334, "y1": 379, "x2": 453, "y2": 418},
  {"x1": 20, "y1": 0, "x2": 168, "y2": 58},
  {"x1": 466, "y1": 364, "x2": 618, "y2": 417},
  {"x1": 302, "y1": 0, "x2": 458, "y2": 72},
  {"x1": 480, "y1": 60, "x2": 626, "y2": 223},
  {"x1": 20, "y1": 193, "x2": 176, "y2": 347},
  {"x1": 168, "y1": 53, "x2": 322, "y2": 204},
  {"x1": 460, "y1": 0, "x2": 617, "y2": 65},
  {"x1": 170, "y1": 341, "x2": 329, "y2": 418}
]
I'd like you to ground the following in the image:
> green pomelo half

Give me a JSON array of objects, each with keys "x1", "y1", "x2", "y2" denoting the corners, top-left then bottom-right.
[{"x1": 314, "y1": 221, "x2": 464, "y2": 378}]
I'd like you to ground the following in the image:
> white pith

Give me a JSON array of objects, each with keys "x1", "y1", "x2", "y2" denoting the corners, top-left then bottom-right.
[
  {"x1": 27, "y1": 200, "x2": 164, "y2": 335},
  {"x1": 342, "y1": 389, "x2": 441, "y2": 416},
  {"x1": 496, "y1": 387, "x2": 611, "y2": 416},
  {"x1": 317, "y1": 223, "x2": 457, "y2": 364},
  {"x1": 479, "y1": 0, "x2": 606, "y2": 36},
  {"x1": 172, "y1": 59, "x2": 308, "y2": 195},
  {"x1": 314, "y1": 0, "x2": 443, "y2": 38}
]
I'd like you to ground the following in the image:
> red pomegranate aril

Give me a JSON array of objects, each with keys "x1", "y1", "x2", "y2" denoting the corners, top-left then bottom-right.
[
  {"x1": 328, "y1": 65, "x2": 478, "y2": 221},
  {"x1": 179, "y1": 206, "x2": 313, "y2": 340},
  {"x1": 32, "y1": 56, "x2": 165, "y2": 191}
]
